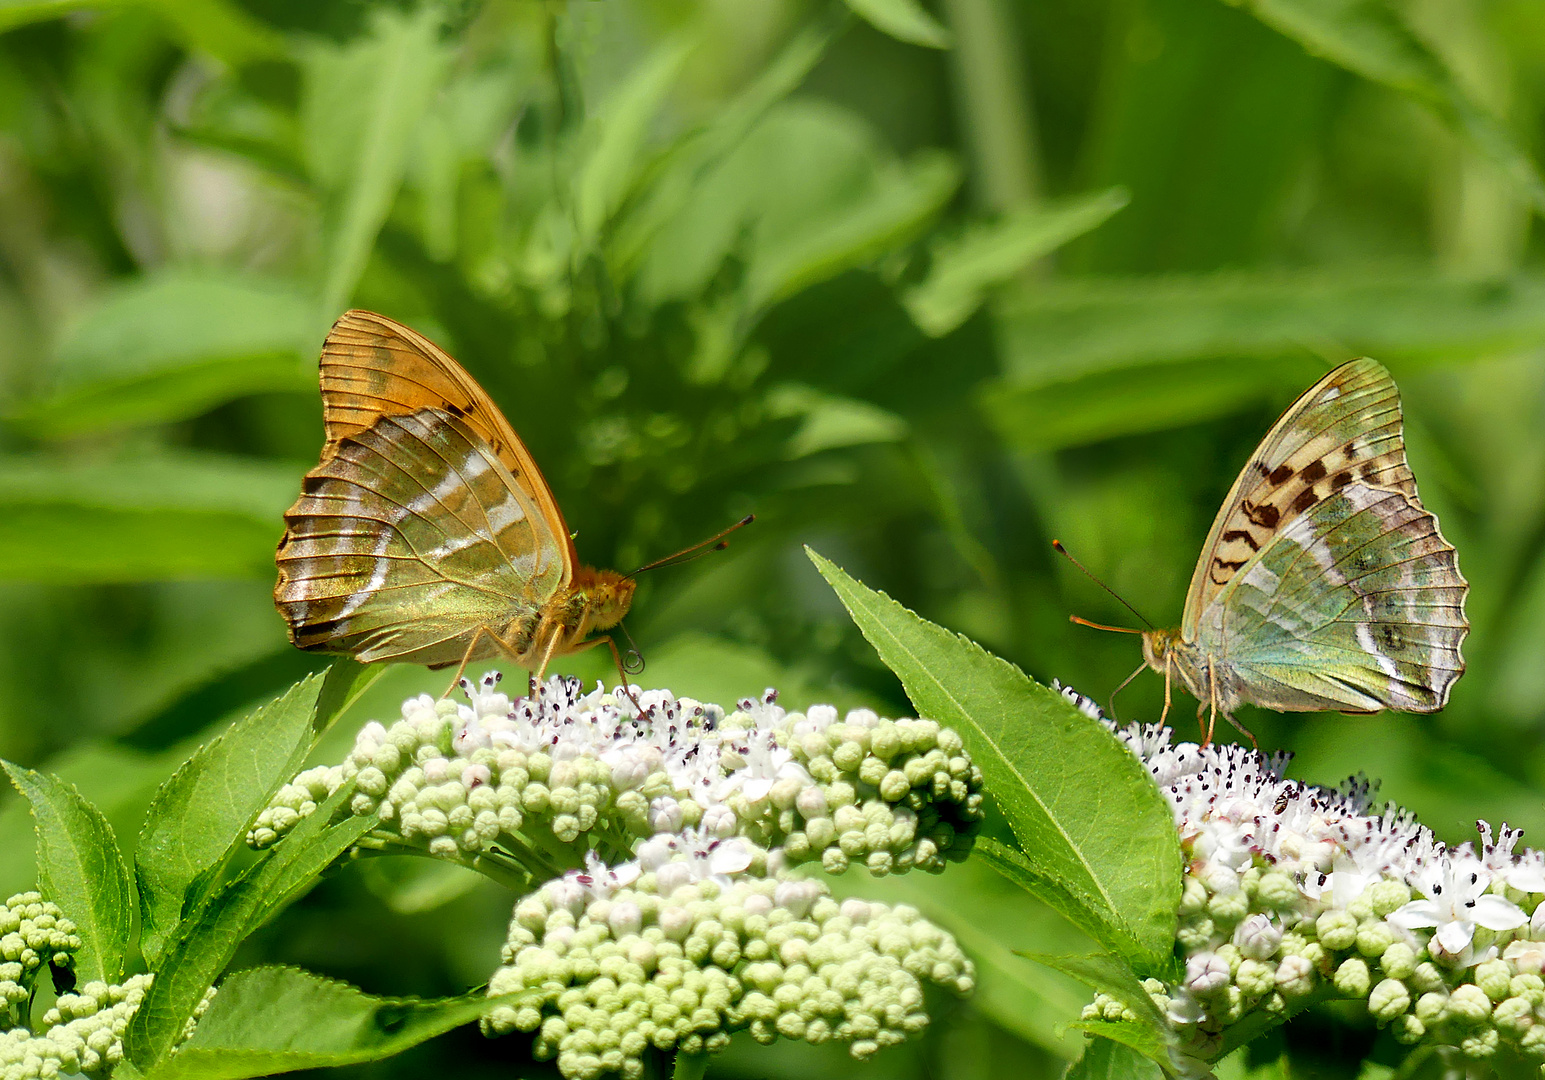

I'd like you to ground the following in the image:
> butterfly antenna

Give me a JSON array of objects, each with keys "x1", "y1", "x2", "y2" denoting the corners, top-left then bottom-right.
[
  {"x1": 631, "y1": 514, "x2": 755, "y2": 575},
  {"x1": 1052, "y1": 539, "x2": 1155, "y2": 630}
]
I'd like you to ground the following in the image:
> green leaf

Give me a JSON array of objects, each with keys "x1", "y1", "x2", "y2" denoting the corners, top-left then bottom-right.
[
  {"x1": 845, "y1": 0, "x2": 953, "y2": 48},
  {"x1": 0, "y1": 453, "x2": 301, "y2": 583},
  {"x1": 995, "y1": 273, "x2": 1545, "y2": 386},
  {"x1": 1, "y1": 762, "x2": 134, "y2": 984},
  {"x1": 979, "y1": 356, "x2": 1309, "y2": 451},
  {"x1": 975, "y1": 838, "x2": 1134, "y2": 964},
  {"x1": 10, "y1": 271, "x2": 312, "y2": 437},
  {"x1": 747, "y1": 148, "x2": 959, "y2": 313},
  {"x1": 806, "y1": 548, "x2": 1181, "y2": 973},
  {"x1": 151, "y1": 966, "x2": 528, "y2": 1079},
  {"x1": 127, "y1": 782, "x2": 375, "y2": 1074},
  {"x1": 904, "y1": 188, "x2": 1129, "y2": 337},
  {"x1": 1227, "y1": 0, "x2": 1545, "y2": 214},
  {"x1": 1064, "y1": 1035, "x2": 1166, "y2": 1080},
  {"x1": 0, "y1": 0, "x2": 282, "y2": 63},
  {"x1": 574, "y1": 36, "x2": 694, "y2": 250},
  {"x1": 1028, "y1": 952, "x2": 1175, "y2": 1072},
  {"x1": 303, "y1": 6, "x2": 450, "y2": 322},
  {"x1": 135, "y1": 674, "x2": 324, "y2": 968}
]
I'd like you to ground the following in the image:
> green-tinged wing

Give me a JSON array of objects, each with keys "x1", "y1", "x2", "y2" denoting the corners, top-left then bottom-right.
[
  {"x1": 1200, "y1": 481, "x2": 1466, "y2": 712},
  {"x1": 275, "y1": 408, "x2": 566, "y2": 665}
]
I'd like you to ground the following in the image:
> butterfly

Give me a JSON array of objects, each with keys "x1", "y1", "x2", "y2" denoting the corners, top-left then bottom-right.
[
  {"x1": 275, "y1": 310, "x2": 664, "y2": 693},
  {"x1": 1133, "y1": 358, "x2": 1468, "y2": 743}
]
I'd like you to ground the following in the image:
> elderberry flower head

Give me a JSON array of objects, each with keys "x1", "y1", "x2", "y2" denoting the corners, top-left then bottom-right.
[
  {"x1": 484, "y1": 835, "x2": 973, "y2": 1080},
  {"x1": 0, "y1": 892, "x2": 80, "y2": 1029},
  {"x1": 1058, "y1": 682, "x2": 1545, "y2": 1075},
  {"x1": 251, "y1": 675, "x2": 983, "y2": 878}
]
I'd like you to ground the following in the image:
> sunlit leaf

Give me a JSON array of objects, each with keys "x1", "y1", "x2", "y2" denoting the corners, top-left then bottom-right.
[
  {"x1": 135, "y1": 674, "x2": 324, "y2": 967},
  {"x1": 11, "y1": 271, "x2": 312, "y2": 437},
  {"x1": 844, "y1": 0, "x2": 952, "y2": 49},
  {"x1": 995, "y1": 273, "x2": 1545, "y2": 386},
  {"x1": 153, "y1": 966, "x2": 528, "y2": 1079},
  {"x1": 1226, "y1": 0, "x2": 1545, "y2": 213},
  {"x1": 1064, "y1": 1034, "x2": 1166, "y2": 1080},
  {"x1": 1, "y1": 762, "x2": 134, "y2": 984},
  {"x1": 0, "y1": 453, "x2": 300, "y2": 583},
  {"x1": 807, "y1": 548, "x2": 1182, "y2": 974},
  {"x1": 905, "y1": 188, "x2": 1129, "y2": 337},
  {"x1": 303, "y1": 6, "x2": 450, "y2": 322}
]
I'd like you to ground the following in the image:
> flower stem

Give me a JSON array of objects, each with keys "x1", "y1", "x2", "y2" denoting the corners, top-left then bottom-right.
[{"x1": 671, "y1": 1052, "x2": 708, "y2": 1080}]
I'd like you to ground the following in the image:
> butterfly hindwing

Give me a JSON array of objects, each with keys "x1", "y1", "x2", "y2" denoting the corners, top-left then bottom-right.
[
  {"x1": 1185, "y1": 358, "x2": 1467, "y2": 714},
  {"x1": 275, "y1": 312, "x2": 574, "y2": 666},
  {"x1": 1182, "y1": 360, "x2": 1417, "y2": 638},
  {"x1": 1204, "y1": 479, "x2": 1467, "y2": 711}
]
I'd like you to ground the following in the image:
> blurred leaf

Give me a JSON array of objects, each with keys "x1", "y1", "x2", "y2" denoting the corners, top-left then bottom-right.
[
  {"x1": 1030, "y1": 953, "x2": 1175, "y2": 1072},
  {"x1": 12, "y1": 271, "x2": 312, "y2": 437},
  {"x1": 1227, "y1": 0, "x2": 1545, "y2": 213},
  {"x1": 0, "y1": 453, "x2": 300, "y2": 583},
  {"x1": 807, "y1": 548, "x2": 1182, "y2": 975},
  {"x1": 844, "y1": 0, "x2": 952, "y2": 49},
  {"x1": 980, "y1": 356, "x2": 1309, "y2": 451},
  {"x1": 610, "y1": 20, "x2": 838, "y2": 280},
  {"x1": 904, "y1": 188, "x2": 1129, "y2": 337},
  {"x1": 575, "y1": 37, "x2": 693, "y2": 250},
  {"x1": 0, "y1": 0, "x2": 280, "y2": 63},
  {"x1": 135, "y1": 674, "x2": 323, "y2": 967},
  {"x1": 303, "y1": 6, "x2": 450, "y2": 322},
  {"x1": 1064, "y1": 1035, "x2": 1166, "y2": 1080},
  {"x1": 355, "y1": 858, "x2": 483, "y2": 915},
  {"x1": 975, "y1": 839, "x2": 1140, "y2": 967},
  {"x1": 1, "y1": 761, "x2": 134, "y2": 983},
  {"x1": 766, "y1": 384, "x2": 909, "y2": 457},
  {"x1": 155, "y1": 966, "x2": 526, "y2": 1079},
  {"x1": 127, "y1": 783, "x2": 373, "y2": 1074},
  {"x1": 748, "y1": 149, "x2": 958, "y2": 312},
  {"x1": 995, "y1": 273, "x2": 1545, "y2": 386}
]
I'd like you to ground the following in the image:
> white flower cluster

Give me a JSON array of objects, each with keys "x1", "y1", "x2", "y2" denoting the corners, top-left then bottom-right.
[
  {"x1": 483, "y1": 831, "x2": 974, "y2": 1080},
  {"x1": 250, "y1": 674, "x2": 982, "y2": 879},
  {"x1": 0, "y1": 974, "x2": 152, "y2": 1080},
  {"x1": 1054, "y1": 684, "x2": 1545, "y2": 1074},
  {"x1": 0, "y1": 894, "x2": 80, "y2": 1029}
]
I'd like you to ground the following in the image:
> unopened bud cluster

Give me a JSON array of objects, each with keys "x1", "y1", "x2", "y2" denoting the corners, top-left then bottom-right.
[
  {"x1": 250, "y1": 675, "x2": 982, "y2": 878},
  {"x1": 484, "y1": 833, "x2": 973, "y2": 1080},
  {"x1": 0, "y1": 974, "x2": 153, "y2": 1079},
  {"x1": 0, "y1": 893, "x2": 80, "y2": 1030},
  {"x1": 1056, "y1": 683, "x2": 1545, "y2": 1076}
]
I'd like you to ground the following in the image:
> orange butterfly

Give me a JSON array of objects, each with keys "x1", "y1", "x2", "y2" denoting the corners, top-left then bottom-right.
[{"x1": 275, "y1": 310, "x2": 742, "y2": 692}]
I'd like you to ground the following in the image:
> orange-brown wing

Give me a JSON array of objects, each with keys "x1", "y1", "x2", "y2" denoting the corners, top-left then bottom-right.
[{"x1": 319, "y1": 309, "x2": 578, "y2": 573}]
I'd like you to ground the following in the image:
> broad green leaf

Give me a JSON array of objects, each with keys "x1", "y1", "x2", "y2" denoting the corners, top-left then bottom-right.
[
  {"x1": 995, "y1": 273, "x2": 1545, "y2": 386},
  {"x1": 0, "y1": 0, "x2": 281, "y2": 63},
  {"x1": 980, "y1": 356, "x2": 1310, "y2": 451},
  {"x1": 574, "y1": 37, "x2": 693, "y2": 250},
  {"x1": 1, "y1": 762, "x2": 134, "y2": 984},
  {"x1": 0, "y1": 453, "x2": 300, "y2": 583},
  {"x1": 303, "y1": 6, "x2": 449, "y2": 322},
  {"x1": 1028, "y1": 952, "x2": 1174, "y2": 1071},
  {"x1": 127, "y1": 783, "x2": 374, "y2": 1074},
  {"x1": 135, "y1": 674, "x2": 324, "y2": 968},
  {"x1": 747, "y1": 149, "x2": 959, "y2": 313},
  {"x1": 611, "y1": 21, "x2": 838, "y2": 282},
  {"x1": 807, "y1": 548, "x2": 1181, "y2": 973},
  {"x1": 976, "y1": 838, "x2": 1134, "y2": 966},
  {"x1": 153, "y1": 966, "x2": 529, "y2": 1079},
  {"x1": 845, "y1": 0, "x2": 952, "y2": 49},
  {"x1": 1064, "y1": 1035, "x2": 1166, "y2": 1080},
  {"x1": 11, "y1": 271, "x2": 312, "y2": 437},
  {"x1": 1227, "y1": 0, "x2": 1545, "y2": 213},
  {"x1": 905, "y1": 188, "x2": 1129, "y2": 337}
]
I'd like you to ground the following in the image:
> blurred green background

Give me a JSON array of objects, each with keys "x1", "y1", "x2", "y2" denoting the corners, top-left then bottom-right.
[{"x1": 0, "y1": 0, "x2": 1542, "y2": 1075}]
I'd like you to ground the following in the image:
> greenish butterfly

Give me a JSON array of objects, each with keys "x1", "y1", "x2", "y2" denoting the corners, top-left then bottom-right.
[{"x1": 1138, "y1": 358, "x2": 1468, "y2": 742}]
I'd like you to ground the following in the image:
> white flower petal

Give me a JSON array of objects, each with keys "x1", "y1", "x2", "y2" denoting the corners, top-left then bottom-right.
[
  {"x1": 1387, "y1": 900, "x2": 1442, "y2": 930},
  {"x1": 1471, "y1": 894, "x2": 1528, "y2": 932}
]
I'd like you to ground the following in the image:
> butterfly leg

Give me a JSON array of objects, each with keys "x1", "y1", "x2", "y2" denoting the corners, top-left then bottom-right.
[
  {"x1": 441, "y1": 624, "x2": 531, "y2": 699},
  {"x1": 1159, "y1": 656, "x2": 1173, "y2": 727}
]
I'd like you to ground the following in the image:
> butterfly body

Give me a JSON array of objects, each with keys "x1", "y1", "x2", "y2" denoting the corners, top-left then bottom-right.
[
  {"x1": 1137, "y1": 359, "x2": 1467, "y2": 737},
  {"x1": 275, "y1": 310, "x2": 635, "y2": 683}
]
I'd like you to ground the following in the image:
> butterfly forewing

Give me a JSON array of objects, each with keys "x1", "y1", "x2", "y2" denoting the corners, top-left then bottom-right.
[
  {"x1": 275, "y1": 312, "x2": 574, "y2": 666},
  {"x1": 1182, "y1": 360, "x2": 1417, "y2": 638},
  {"x1": 1185, "y1": 358, "x2": 1467, "y2": 714}
]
